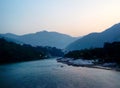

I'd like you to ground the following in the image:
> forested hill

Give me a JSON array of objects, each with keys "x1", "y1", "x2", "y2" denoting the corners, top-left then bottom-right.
[
  {"x1": 0, "y1": 38, "x2": 64, "y2": 64},
  {"x1": 65, "y1": 42, "x2": 120, "y2": 64}
]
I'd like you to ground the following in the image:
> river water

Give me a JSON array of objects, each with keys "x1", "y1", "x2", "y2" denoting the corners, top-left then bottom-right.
[{"x1": 0, "y1": 58, "x2": 120, "y2": 88}]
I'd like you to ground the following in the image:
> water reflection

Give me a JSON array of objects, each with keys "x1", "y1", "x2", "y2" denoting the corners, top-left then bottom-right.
[{"x1": 0, "y1": 59, "x2": 120, "y2": 88}]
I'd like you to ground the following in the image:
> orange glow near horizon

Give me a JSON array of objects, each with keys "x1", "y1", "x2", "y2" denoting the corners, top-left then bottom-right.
[{"x1": 0, "y1": 0, "x2": 120, "y2": 37}]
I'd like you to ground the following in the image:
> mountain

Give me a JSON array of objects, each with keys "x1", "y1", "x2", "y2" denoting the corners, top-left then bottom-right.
[
  {"x1": 0, "y1": 31, "x2": 79, "y2": 49},
  {"x1": 66, "y1": 23, "x2": 120, "y2": 51},
  {"x1": 0, "y1": 34, "x2": 23, "y2": 44},
  {"x1": 0, "y1": 38, "x2": 64, "y2": 64}
]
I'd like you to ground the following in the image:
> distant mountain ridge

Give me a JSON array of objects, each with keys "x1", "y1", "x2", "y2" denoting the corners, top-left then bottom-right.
[
  {"x1": 66, "y1": 23, "x2": 120, "y2": 51},
  {"x1": 0, "y1": 31, "x2": 79, "y2": 49},
  {"x1": 0, "y1": 34, "x2": 23, "y2": 44}
]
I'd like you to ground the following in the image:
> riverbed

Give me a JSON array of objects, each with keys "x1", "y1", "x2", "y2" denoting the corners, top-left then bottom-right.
[{"x1": 0, "y1": 58, "x2": 120, "y2": 88}]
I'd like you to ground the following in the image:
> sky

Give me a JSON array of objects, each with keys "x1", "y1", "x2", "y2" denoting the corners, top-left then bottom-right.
[{"x1": 0, "y1": 0, "x2": 120, "y2": 37}]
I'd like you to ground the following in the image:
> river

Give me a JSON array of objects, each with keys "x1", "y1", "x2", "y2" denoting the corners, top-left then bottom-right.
[{"x1": 0, "y1": 58, "x2": 120, "y2": 88}]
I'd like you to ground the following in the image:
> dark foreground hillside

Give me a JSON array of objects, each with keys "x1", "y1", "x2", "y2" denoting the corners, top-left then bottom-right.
[
  {"x1": 0, "y1": 38, "x2": 64, "y2": 64},
  {"x1": 65, "y1": 42, "x2": 120, "y2": 64}
]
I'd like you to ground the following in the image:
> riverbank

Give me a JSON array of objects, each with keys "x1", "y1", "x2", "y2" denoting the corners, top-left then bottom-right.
[{"x1": 57, "y1": 58, "x2": 120, "y2": 71}]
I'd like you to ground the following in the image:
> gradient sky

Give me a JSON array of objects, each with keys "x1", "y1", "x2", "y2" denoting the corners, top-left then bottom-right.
[{"x1": 0, "y1": 0, "x2": 120, "y2": 36}]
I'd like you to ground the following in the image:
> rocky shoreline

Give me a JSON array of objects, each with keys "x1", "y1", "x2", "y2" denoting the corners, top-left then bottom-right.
[{"x1": 57, "y1": 58, "x2": 120, "y2": 71}]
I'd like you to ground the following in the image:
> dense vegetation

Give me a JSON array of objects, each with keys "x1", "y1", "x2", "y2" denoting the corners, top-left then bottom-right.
[
  {"x1": 0, "y1": 38, "x2": 64, "y2": 64},
  {"x1": 65, "y1": 42, "x2": 120, "y2": 64}
]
